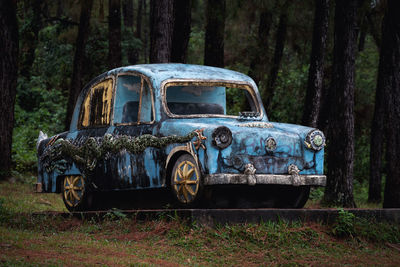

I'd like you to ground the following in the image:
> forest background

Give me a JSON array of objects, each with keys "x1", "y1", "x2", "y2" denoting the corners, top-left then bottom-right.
[{"x1": 0, "y1": 0, "x2": 399, "y2": 208}]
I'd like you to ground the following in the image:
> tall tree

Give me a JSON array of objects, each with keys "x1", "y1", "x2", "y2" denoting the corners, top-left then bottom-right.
[
  {"x1": 20, "y1": 0, "x2": 42, "y2": 78},
  {"x1": 109, "y1": 0, "x2": 122, "y2": 68},
  {"x1": 381, "y1": 0, "x2": 400, "y2": 208},
  {"x1": 368, "y1": 71, "x2": 384, "y2": 202},
  {"x1": 369, "y1": 11, "x2": 385, "y2": 203},
  {"x1": 323, "y1": 0, "x2": 358, "y2": 207},
  {"x1": 248, "y1": 8, "x2": 273, "y2": 86},
  {"x1": 204, "y1": 0, "x2": 226, "y2": 67},
  {"x1": 143, "y1": 0, "x2": 148, "y2": 62},
  {"x1": 136, "y1": 0, "x2": 143, "y2": 41},
  {"x1": 122, "y1": 0, "x2": 134, "y2": 28},
  {"x1": 0, "y1": 0, "x2": 18, "y2": 180},
  {"x1": 150, "y1": 0, "x2": 174, "y2": 63},
  {"x1": 127, "y1": 0, "x2": 143, "y2": 64},
  {"x1": 262, "y1": 2, "x2": 289, "y2": 112},
  {"x1": 171, "y1": 0, "x2": 192, "y2": 63},
  {"x1": 302, "y1": 0, "x2": 330, "y2": 128},
  {"x1": 65, "y1": 0, "x2": 94, "y2": 130}
]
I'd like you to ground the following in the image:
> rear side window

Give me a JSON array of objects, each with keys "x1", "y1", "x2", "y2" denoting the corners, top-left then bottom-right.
[{"x1": 79, "y1": 78, "x2": 113, "y2": 128}]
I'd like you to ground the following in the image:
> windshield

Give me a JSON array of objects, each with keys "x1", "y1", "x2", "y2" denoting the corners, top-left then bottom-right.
[{"x1": 164, "y1": 82, "x2": 260, "y2": 117}]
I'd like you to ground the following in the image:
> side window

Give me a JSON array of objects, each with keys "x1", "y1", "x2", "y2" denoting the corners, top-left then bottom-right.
[
  {"x1": 139, "y1": 81, "x2": 153, "y2": 123},
  {"x1": 79, "y1": 78, "x2": 113, "y2": 128},
  {"x1": 114, "y1": 75, "x2": 153, "y2": 124}
]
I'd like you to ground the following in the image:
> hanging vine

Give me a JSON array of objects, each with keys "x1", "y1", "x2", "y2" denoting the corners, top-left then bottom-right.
[{"x1": 40, "y1": 132, "x2": 197, "y2": 176}]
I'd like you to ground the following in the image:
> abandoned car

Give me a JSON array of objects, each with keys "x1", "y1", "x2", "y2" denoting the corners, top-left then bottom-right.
[{"x1": 36, "y1": 64, "x2": 326, "y2": 211}]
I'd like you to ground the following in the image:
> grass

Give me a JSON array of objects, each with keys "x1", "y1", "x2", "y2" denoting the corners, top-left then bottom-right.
[
  {"x1": 0, "y1": 176, "x2": 66, "y2": 213},
  {"x1": 0, "y1": 179, "x2": 399, "y2": 266},
  {"x1": 1, "y1": 214, "x2": 399, "y2": 266},
  {"x1": 306, "y1": 186, "x2": 382, "y2": 209}
]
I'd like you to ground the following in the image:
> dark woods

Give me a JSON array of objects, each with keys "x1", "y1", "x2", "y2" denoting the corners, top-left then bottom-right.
[{"x1": 0, "y1": 0, "x2": 399, "y2": 207}]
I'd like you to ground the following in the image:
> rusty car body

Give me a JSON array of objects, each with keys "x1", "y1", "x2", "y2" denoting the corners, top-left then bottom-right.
[{"x1": 36, "y1": 64, "x2": 326, "y2": 211}]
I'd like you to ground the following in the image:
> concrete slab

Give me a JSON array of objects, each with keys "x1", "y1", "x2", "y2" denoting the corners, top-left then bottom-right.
[{"x1": 31, "y1": 208, "x2": 400, "y2": 226}]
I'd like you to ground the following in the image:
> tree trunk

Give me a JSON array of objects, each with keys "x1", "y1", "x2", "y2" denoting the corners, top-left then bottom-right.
[
  {"x1": 136, "y1": 0, "x2": 143, "y2": 40},
  {"x1": 56, "y1": 0, "x2": 64, "y2": 18},
  {"x1": 20, "y1": 0, "x2": 42, "y2": 78},
  {"x1": 126, "y1": 0, "x2": 143, "y2": 65},
  {"x1": 171, "y1": 0, "x2": 192, "y2": 63},
  {"x1": 323, "y1": 0, "x2": 358, "y2": 208},
  {"x1": 358, "y1": 15, "x2": 368, "y2": 52},
  {"x1": 262, "y1": 3, "x2": 289, "y2": 112},
  {"x1": 0, "y1": 0, "x2": 18, "y2": 180},
  {"x1": 368, "y1": 76, "x2": 384, "y2": 203},
  {"x1": 143, "y1": 0, "x2": 148, "y2": 63},
  {"x1": 369, "y1": 11, "x2": 385, "y2": 203},
  {"x1": 149, "y1": 0, "x2": 174, "y2": 63},
  {"x1": 122, "y1": 0, "x2": 134, "y2": 28},
  {"x1": 248, "y1": 9, "x2": 273, "y2": 86},
  {"x1": 382, "y1": 0, "x2": 400, "y2": 208},
  {"x1": 65, "y1": 0, "x2": 94, "y2": 130},
  {"x1": 204, "y1": 0, "x2": 226, "y2": 67},
  {"x1": 302, "y1": 0, "x2": 329, "y2": 128},
  {"x1": 366, "y1": 12, "x2": 381, "y2": 50},
  {"x1": 108, "y1": 0, "x2": 122, "y2": 69},
  {"x1": 99, "y1": 0, "x2": 105, "y2": 21}
]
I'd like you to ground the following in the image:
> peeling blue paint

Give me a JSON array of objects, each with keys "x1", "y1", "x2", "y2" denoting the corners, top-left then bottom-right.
[{"x1": 37, "y1": 64, "x2": 325, "y2": 195}]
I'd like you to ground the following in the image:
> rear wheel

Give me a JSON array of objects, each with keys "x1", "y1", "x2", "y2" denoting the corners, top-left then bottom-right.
[
  {"x1": 170, "y1": 154, "x2": 203, "y2": 207},
  {"x1": 62, "y1": 175, "x2": 93, "y2": 212}
]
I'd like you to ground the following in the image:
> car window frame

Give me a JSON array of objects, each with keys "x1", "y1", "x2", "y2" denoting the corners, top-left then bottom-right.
[
  {"x1": 161, "y1": 79, "x2": 263, "y2": 119},
  {"x1": 113, "y1": 72, "x2": 156, "y2": 126},
  {"x1": 77, "y1": 75, "x2": 116, "y2": 129}
]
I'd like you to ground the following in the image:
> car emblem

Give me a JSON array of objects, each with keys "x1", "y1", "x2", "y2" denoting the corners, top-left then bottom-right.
[{"x1": 265, "y1": 137, "x2": 277, "y2": 152}]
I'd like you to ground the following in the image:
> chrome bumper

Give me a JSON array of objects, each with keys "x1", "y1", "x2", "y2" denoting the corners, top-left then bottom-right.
[{"x1": 204, "y1": 174, "x2": 326, "y2": 186}]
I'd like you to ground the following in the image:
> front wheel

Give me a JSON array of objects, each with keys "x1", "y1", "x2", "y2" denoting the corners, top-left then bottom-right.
[
  {"x1": 170, "y1": 154, "x2": 203, "y2": 207},
  {"x1": 62, "y1": 175, "x2": 93, "y2": 212}
]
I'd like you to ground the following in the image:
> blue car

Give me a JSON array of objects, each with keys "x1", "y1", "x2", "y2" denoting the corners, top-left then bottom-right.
[{"x1": 36, "y1": 64, "x2": 326, "y2": 211}]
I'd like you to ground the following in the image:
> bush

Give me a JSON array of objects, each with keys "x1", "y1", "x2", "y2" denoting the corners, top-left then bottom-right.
[
  {"x1": 332, "y1": 209, "x2": 356, "y2": 237},
  {"x1": 13, "y1": 82, "x2": 66, "y2": 173}
]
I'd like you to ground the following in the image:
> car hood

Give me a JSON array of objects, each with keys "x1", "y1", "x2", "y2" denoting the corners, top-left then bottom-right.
[{"x1": 159, "y1": 118, "x2": 316, "y2": 156}]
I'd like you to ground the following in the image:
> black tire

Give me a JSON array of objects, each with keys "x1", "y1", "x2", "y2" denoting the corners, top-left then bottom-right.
[
  {"x1": 62, "y1": 175, "x2": 94, "y2": 212},
  {"x1": 170, "y1": 154, "x2": 203, "y2": 207}
]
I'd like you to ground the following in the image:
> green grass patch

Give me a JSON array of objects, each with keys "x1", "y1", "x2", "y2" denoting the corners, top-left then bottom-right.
[
  {"x1": 0, "y1": 178, "x2": 66, "y2": 214},
  {"x1": 1, "y1": 181, "x2": 399, "y2": 266},
  {"x1": 1, "y1": 215, "x2": 399, "y2": 266}
]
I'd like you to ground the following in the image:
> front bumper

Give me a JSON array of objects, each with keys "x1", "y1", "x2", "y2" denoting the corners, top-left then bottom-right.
[{"x1": 204, "y1": 174, "x2": 326, "y2": 186}]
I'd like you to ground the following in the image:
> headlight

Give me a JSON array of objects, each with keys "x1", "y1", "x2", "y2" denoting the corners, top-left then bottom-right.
[
  {"x1": 304, "y1": 129, "x2": 325, "y2": 151},
  {"x1": 212, "y1": 126, "x2": 232, "y2": 149}
]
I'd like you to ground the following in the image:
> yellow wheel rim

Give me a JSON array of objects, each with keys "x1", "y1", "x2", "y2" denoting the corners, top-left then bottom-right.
[
  {"x1": 173, "y1": 160, "x2": 200, "y2": 204},
  {"x1": 63, "y1": 176, "x2": 85, "y2": 207}
]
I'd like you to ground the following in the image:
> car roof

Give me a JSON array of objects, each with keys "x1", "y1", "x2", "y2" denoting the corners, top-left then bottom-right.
[{"x1": 108, "y1": 63, "x2": 255, "y2": 85}]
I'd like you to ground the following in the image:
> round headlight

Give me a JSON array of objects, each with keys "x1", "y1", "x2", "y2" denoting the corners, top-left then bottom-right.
[
  {"x1": 212, "y1": 126, "x2": 232, "y2": 149},
  {"x1": 304, "y1": 129, "x2": 326, "y2": 151}
]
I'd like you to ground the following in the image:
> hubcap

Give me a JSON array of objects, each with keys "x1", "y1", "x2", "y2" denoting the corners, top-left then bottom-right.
[
  {"x1": 63, "y1": 176, "x2": 85, "y2": 207},
  {"x1": 173, "y1": 160, "x2": 200, "y2": 204}
]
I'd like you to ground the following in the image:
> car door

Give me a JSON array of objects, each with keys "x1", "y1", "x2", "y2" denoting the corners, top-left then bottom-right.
[
  {"x1": 71, "y1": 76, "x2": 115, "y2": 187},
  {"x1": 110, "y1": 73, "x2": 160, "y2": 190}
]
